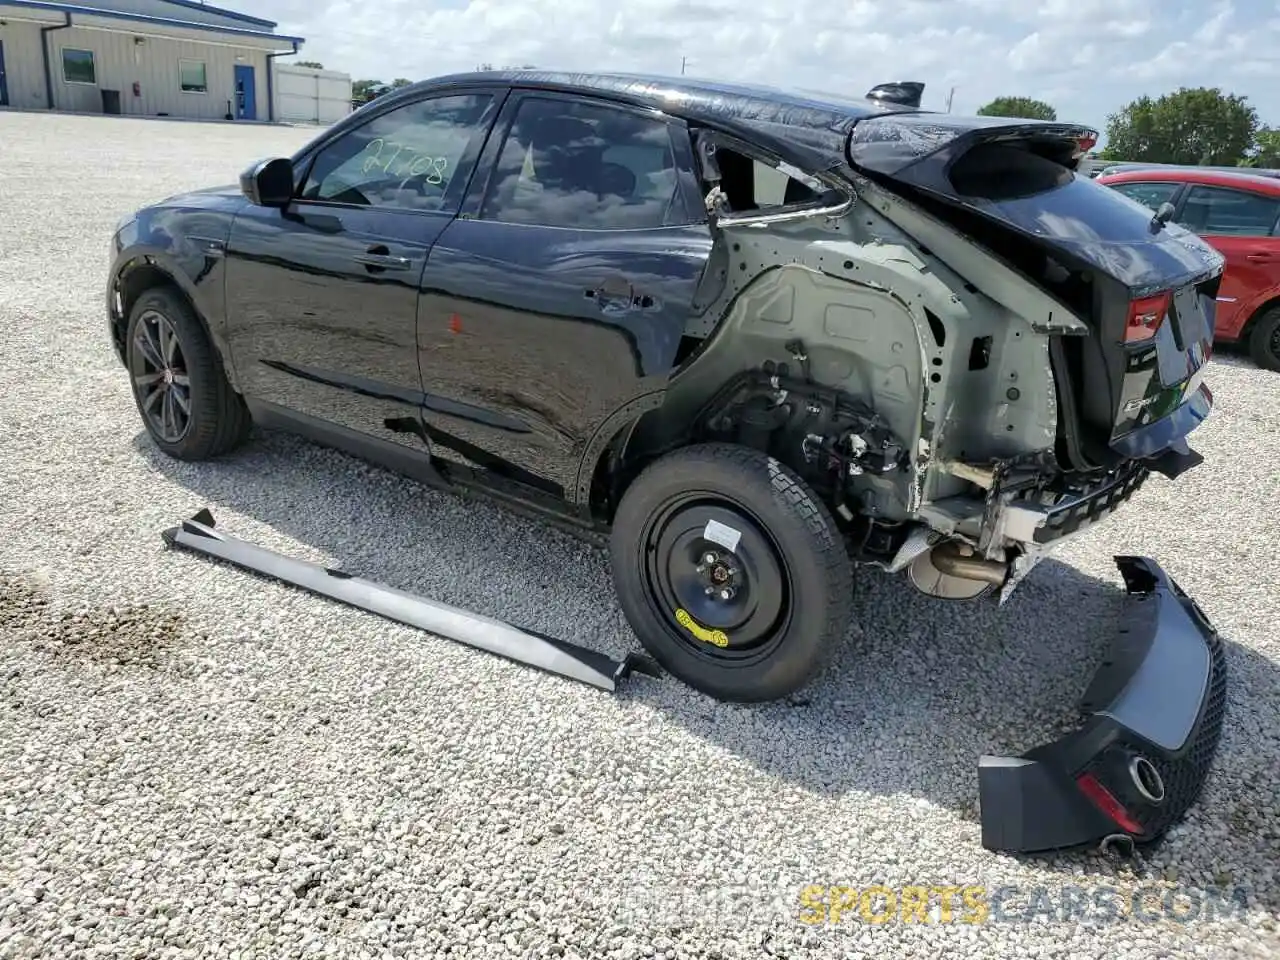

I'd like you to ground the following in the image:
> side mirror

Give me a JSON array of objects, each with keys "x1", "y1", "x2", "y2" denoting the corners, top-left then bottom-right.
[{"x1": 240, "y1": 157, "x2": 294, "y2": 208}]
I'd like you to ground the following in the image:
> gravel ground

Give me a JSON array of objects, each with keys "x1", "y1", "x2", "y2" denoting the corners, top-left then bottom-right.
[{"x1": 1, "y1": 111, "x2": 1278, "y2": 960}]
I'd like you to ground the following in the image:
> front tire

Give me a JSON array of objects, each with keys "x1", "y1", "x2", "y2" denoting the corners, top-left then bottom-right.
[
  {"x1": 125, "y1": 286, "x2": 251, "y2": 461},
  {"x1": 1248, "y1": 306, "x2": 1280, "y2": 373},
  {"x1": 609, "y1": 443, "x2": 855, "y2": 703}
]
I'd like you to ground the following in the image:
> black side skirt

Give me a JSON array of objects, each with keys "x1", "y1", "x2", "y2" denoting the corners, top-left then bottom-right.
[{"x1": 161, "y1": 509, "x2": 661, "y2": 693}]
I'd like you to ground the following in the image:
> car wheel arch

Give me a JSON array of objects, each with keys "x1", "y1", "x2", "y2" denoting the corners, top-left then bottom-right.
[
  {"x1": 112, "y1": 258, "x2": 238, "y2": 390},
  {"x1": 575, "y1": 391, "x2": 669, "y2": 517},
  {"x1": 1242, "y1": 299, "x2": 1280, "y2": 371},
  {"x1": 1239, "y1": 293, "x2": 1280, "y2": 341}
]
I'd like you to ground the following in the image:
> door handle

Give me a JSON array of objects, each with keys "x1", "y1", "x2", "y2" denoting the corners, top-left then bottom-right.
[
  {"x1": 355, "y1": 245, "x2": 411, "y2": 272},
  {"x1": 584, "y1": 279, "x2": 654, "y2": 312}
]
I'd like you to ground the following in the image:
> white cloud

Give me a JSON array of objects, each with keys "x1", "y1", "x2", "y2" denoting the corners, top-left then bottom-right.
[
  {"x1": 1072, "y1": 44, "x2": 1099, "y2": 69},
  {"x1": 1006, "y1": 32, "x2": 1043, "y2": 73},
  {"x1": 1194, "y1": 1, "x2": 1234, "y2": 43},
  {"x1": 247, "y1": 0, "x2": 1280, "y2": 129}
]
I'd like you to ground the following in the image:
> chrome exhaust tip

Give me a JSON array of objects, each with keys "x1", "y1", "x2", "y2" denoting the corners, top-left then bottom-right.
[
  {"x1": 1099, "y1": 833, "x2": 1135, "y2": 858},
  {"x1": 1129, "y1": 755, "x2": 1166, "y2": 805}
]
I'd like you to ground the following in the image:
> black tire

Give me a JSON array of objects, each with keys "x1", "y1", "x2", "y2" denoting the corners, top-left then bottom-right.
[
  {"x1": 609, "y1": 442, "x2": 855, "y2": 703},
  {"x1": 1248, "y1": 306, "x2": 1280, "y2": 372},
  {"x1": 125, "y1": 285, "x2": 251, "y2": 460}
]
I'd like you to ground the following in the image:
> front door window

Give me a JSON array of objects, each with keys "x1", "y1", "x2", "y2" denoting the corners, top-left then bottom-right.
[{"x1": 300, "y1": 93, "x2": 496, "y2": 213}]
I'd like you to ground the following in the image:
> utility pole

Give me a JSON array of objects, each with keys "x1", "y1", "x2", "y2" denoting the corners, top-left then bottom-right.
[
  {"x1": 945, "y1": 86, "x2": 956, "y2": 113},
  {"x1": 681, "y1": 56, "x2": 688, "y2": 75}
]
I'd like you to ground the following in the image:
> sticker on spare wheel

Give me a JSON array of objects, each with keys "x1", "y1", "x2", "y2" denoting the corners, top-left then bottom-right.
[{"x1": 675, "y1": 608, "x2": 730, "y2": 647}]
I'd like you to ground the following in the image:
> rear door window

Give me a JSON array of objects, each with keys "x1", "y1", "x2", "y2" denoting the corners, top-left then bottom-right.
[
  {"x1": 479, "y1": 96, "x2": 683, "y2": 230},
  {"x1": 1175, "y1": 185, "x2": 1280, "y2": 237},
  {"x1": 1109, "y1": 180, "x2": 1182, "y2": 211}
]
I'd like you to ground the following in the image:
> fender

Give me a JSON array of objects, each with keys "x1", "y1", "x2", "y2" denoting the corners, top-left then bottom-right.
[{"x1": 109, "y1": 205, "x2": 239, "y2": 386}]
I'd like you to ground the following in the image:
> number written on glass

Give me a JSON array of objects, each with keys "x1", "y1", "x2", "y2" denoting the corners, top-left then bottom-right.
[{"x1": 361, "y1": 138, "x2": 449, "y2": 184}]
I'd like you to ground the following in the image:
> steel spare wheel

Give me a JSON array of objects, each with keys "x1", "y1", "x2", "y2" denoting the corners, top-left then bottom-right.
[{"x1": 639, "y1": 494, "x2": 795, "y2": 663}]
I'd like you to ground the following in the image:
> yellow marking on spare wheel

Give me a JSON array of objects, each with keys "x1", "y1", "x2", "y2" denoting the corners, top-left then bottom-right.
[{"x1": 675, "y1": 608, "x2": 730, "y2": 648}]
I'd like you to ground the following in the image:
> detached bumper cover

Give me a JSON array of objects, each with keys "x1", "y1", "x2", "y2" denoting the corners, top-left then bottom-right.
[
  {"x1": 162, "y1": 510, "x2": 662, "y2": 693},
  {"x1": 978, "y1": 556, "x2": 1227, "y2": 854}
]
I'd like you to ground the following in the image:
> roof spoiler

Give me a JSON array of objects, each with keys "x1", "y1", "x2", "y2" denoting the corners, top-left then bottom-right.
[{"x1": 865, "y1": 81, "x2": 925, "y2": 109}]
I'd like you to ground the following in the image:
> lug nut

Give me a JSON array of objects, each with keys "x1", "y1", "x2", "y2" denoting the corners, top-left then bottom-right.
[
  {"x1": 703, "y1": 552, "x2": 717, "y2": 565},
  {"x1": 720, "y1": 588, "x2": 734, "y2": 601}
]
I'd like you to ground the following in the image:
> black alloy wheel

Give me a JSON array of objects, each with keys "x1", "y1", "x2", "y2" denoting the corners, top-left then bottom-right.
[
  {"x1": 130, "y1": 308, "x2": 192, "y2": 444},
  {"x1": 123, "y1": 286, "x2": 252, "y2": 461}
]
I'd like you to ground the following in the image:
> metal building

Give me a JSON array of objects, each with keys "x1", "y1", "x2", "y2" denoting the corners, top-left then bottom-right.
[
  {"x1": 0, "y1": 0, "x2": 309, "y2": 122},
  {"x1": 273, "y1": 61, "x2": 353, "y2": 126}
]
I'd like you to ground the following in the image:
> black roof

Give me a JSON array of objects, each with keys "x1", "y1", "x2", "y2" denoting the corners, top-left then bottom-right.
[{"x1": 399, "y1": 70, "x2": 925, "y2": 171}]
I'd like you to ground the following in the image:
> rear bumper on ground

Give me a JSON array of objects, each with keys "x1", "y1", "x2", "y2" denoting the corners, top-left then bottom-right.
[{"x1": 978, "y1": 556, "x2": 1227, "y2": 854}]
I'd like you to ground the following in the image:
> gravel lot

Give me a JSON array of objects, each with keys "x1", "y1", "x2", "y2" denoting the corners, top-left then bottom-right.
[{"x1": 1, "y1": 111, "x2": 1278, "y2": 960}]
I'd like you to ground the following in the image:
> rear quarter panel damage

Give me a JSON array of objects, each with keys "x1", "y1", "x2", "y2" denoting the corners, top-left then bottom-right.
[{"x1": 645, "y1": 187, "x2": 1064, "y2": 525}]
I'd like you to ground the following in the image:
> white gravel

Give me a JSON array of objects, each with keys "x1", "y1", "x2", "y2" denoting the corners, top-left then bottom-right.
[{"x1": 1, "y1": 110, "x2": 1278, "y2": 960}]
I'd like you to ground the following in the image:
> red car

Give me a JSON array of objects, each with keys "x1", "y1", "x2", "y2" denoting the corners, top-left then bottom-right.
[{"x1": 1098, "y1": 167, "x2": 1280, "y2": 370}]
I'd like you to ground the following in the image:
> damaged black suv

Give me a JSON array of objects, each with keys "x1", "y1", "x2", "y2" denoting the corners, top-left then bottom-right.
[{"x1": 110, "y1": 71, "x2": 1228, "y2": 853}]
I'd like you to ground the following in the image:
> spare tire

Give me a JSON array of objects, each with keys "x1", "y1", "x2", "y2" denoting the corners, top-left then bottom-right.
[{"x1": 609, "y1": 442, "x2": 855, "y2": 702}]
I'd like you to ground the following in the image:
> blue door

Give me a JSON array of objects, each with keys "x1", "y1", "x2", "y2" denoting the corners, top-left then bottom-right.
[
  {"x1": 234, "y1": 64, "x2": 256, "y2": 120},
  {"x1": 0, "y1": 41, "x2": 10, "y2": 108}
]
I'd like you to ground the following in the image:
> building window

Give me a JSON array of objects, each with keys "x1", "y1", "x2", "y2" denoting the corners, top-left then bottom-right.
[
  {"x1": 179, "y1": 59, "x2": 208, "y2": 94},
  {"x1": 62, "y1": 49, "x2": 96, "y2": 86}
]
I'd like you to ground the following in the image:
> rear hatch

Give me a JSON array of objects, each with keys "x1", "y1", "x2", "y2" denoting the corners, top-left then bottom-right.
[{"x1": 846, "y1": 114, "x2": 1224, "y2": 471}]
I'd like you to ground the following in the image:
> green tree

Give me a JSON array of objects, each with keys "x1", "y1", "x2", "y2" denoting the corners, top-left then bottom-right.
[
  {"x1": 352, "y1": 79, "x2": 383, "y2": 101},
  {"x1": 1240, "y1": 128, "x2": 1280, "y2": 168},
  {"x1": 1103, "y1": 87, "x2": 1259, "y2": 166},
  {"x1": 976, "y1": 96, "x2": 1057, "y2": 121},
  {"x1": 390, "y1": 78, "x2": 413, "y2": 89},
  {"x1": 296, "y1": 61, "x2": 325, "y2": 69}
]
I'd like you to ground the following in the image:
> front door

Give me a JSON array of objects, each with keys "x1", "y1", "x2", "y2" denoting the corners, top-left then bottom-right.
[
  {"x1": 416, "y1": 91, "x2": 713, "y2": 497},
  {"x1": 234, "y1": 64, "x2": 256, "y2": 120},
  {"x1": 1173, "y1": 183, "x2": 1280, "y2": 341},
  {"x1": 224, "y1": 90, "x2": 503, "y2": 444},
  {"x1": 0, "y1": 41, "x2": 9, "y2": 107}
]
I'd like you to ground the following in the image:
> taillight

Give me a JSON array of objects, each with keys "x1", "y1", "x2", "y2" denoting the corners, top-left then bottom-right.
[
  {"x1": 1074, "y1": 131, "x2": 1099, "y2": 158},
  {"x1": 1125, "y1": 291, "x2": 1172, "y2": 344},
  {"x1": 1075, "y1": 772, "x2": 1142, "y2": 834}
]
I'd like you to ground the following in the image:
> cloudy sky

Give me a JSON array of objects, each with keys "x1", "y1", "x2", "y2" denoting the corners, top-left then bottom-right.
[{"x1": 249, "y1": 0, "x2": 1279, "y2": 136}]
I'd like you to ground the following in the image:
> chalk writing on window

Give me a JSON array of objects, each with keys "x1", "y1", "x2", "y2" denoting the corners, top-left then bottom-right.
[{"x1": 360, "y1": 139, "x2": 449, "y2": 184}]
